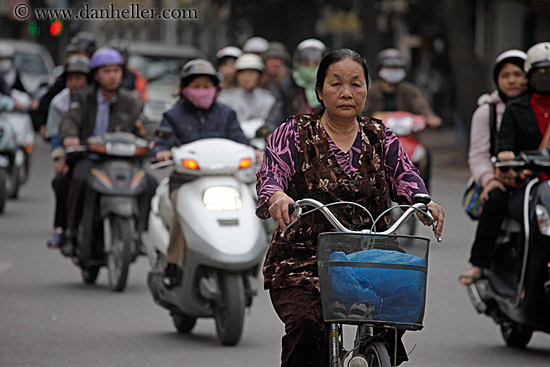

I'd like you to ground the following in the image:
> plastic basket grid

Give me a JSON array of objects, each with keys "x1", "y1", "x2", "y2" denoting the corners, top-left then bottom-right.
[{"x1": 317, "y1": 232, "x2": 430, "y2": 330}]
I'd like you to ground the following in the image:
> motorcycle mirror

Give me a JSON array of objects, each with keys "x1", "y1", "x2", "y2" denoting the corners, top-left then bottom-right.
[{"x1": 255, "y1": 125, "x2": 269, "y2": 139}]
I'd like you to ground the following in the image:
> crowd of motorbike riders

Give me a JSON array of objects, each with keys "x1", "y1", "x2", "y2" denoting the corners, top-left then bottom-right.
[{"x1": 2, "y1": 29, "x2": 550, "y2": 362}]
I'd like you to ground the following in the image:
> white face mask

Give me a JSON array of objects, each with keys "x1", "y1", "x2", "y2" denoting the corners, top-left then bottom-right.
[{"x1": 379, "y1": 68, "x2": 406, "y2": 85}]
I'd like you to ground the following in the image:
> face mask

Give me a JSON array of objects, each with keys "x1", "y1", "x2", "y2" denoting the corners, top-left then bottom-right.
[
  {"x1": 530, "y1": 70, "x2": 550, "y2": 95},
  {"x1": 0, "y1": 59, "x2": 13, "y2": 74},
  {"x1": 293, "y1": 65, "x2": 320, "y2": 108},
  {"x1": 379, "y1": 68, "x2": 406, "y2": 85},
  {"x1": 182, "y1": 87, "x2": 217, "y2": 109}
]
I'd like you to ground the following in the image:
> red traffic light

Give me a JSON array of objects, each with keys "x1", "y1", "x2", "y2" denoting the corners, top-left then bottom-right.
[{"x1": 49, "y1": 19, "x2": 63, "y2": 37}]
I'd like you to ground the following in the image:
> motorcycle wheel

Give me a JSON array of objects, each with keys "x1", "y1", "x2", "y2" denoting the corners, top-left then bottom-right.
[
  {"x1": 501, "y1": 322, "x2": 533, "y2": 348},
  {"x1": 6, "y1": 165, "x2": 19, "y2": 199},
  {"x1": 364, "y1": 341, "x2": 391, "y2": 367},
  {"x1": 172, "y1": 312, "x2": 197, "y2": 333},
  {"x1": 214, "y1": 273, "x2": 245, "y2": 346},
  {"x1": 81, "y1": 266, "x2": 100, "y2": 284},
  {"x1": 107, "y1": 217, "x2": 132, "y2": 292},
  {"x1": 0, "y1": 168, "x2": 7, "y2": 214}
]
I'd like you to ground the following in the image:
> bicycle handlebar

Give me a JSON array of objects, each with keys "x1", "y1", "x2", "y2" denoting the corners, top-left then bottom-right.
[{"x1": 286, "y1": 199, "x2": 442, "y2": 242}]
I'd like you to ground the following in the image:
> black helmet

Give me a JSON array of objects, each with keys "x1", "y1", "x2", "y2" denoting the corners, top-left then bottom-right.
[
  {"x1": 106, "y1": 39, "x2": 130, "y2": 59},
  {"x1": 64, "y1": 54, "x2": 91, "y2": 75},
  {"x1": 180, "y1": 59, "x2": 220, "y2": 87},
  {"x1": 67, "y1": 31, "x2": 96, "y2": 56}
]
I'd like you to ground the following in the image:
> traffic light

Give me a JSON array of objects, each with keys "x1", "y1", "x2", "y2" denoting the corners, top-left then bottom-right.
[
  {"x1": 28, "y1": 21, "x2": 40, "y2": 36},
  {"x1": 49, "y1": 19, "x2": 63, "y2": 37}
]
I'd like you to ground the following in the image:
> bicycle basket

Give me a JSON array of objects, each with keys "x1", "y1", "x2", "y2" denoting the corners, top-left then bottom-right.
[{"x1": 317, "y1": 232, "x2": 430, "y2": 330}]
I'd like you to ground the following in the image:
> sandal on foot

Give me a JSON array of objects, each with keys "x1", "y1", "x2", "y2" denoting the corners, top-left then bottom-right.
[{"x1": 47, "y1": 232, "x2": 65, "y2": 249}]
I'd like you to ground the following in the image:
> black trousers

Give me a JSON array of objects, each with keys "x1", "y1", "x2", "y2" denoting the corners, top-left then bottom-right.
[
  {"x1": 269, "y1": 285, "x2": 407, "y2": 367},
  {"x1": 66, "y1": 159, "x2": 94, "y2": 232},
  {"x1": 51, "y1": 172, "x2": 70, "y2": 229},
  {"x1": 469, "y1": 188, "x2": 525, "y2": 268}
]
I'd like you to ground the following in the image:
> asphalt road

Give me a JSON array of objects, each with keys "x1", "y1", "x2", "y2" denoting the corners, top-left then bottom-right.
[{"x1": 1, "y1": 140, "x2": 549, "y2": 367}]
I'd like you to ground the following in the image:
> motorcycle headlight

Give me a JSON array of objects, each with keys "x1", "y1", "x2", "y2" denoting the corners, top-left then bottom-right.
[
  {"x1": 535, "y1": 204, "x2": 550, "y2": 236},
  {"x1": 203, "y1": 186, "x2": 242, "y2": 211}
]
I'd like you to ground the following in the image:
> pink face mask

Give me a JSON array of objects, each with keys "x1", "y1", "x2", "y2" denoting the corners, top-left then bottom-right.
[{"x1": 182, "y1": 87, "x2": 217, "y2": 109}]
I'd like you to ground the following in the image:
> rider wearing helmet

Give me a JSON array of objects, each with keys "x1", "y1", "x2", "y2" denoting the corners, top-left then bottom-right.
[
  {"x1": 279, "y1": 38, "x2": 327, "y2": 119},
  {"x1": 218, "y1": 53, "x2": 283, "y2": 138},
  {"x1": 242, "y1": 36, "x2": 269, "y2": 56},
  {"x1": 59, "y1": 48, "x2": 150, "y2": 257},
  {"x1": 364, "y1": 48, "x2": 442, "y2": 128},
  {"x1": 459, "y1": 49, "x2": 528, "y2": 286},
  {"x1": 499, "y1": 42, "x2": 550, "y2": 158},
  {"x1": 216, "y1": 46, "x2": 243, "y2": 90},
  {"x1": 260, "y1": 41, "x2": 291, "y2": 96},
  {"x1": 37, "y1": 32, "x2": 98, "y2": 136},
  {"x1": 0, "y1": 43, "x2": 22, "y2": 111},
  {"x1": 66, "y1": 32, "x2": 96, "y2": 58},
  {"x1": 153, "y1": 59, "x2": 249, "y2": 288},
  {"x1": 44, "y1": 55, "x2": 92, "y2": 249},
  {"x1": 106, "y1": 39, "x2": 148, "y2": 101},
  {"x1": 0, "y1": 42, "x2": 28, "y2": 94}
]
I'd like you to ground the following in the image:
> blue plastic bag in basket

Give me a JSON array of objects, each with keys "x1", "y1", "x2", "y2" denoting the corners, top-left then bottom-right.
[{"x1": 329, "y1": 249, "x2": 426, "y2": 323}]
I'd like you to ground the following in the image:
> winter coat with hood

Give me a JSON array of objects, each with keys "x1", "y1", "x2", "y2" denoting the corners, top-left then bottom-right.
[{"x1": 468, "y1": 90, "x2": 506, "y2": 188}]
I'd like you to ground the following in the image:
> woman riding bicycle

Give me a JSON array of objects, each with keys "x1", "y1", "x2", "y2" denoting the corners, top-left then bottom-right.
[{"x1": 256, "y1": 48, "x2": 445, "y2": 367}]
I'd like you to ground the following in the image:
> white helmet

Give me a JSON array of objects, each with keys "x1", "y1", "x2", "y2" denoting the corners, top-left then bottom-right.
[
  {"x1": 293, "y1": 39, "x2": 326, "y2": 66},
  {"x1": 296, "y1": 38, "x2": 326, "y2": 52},
  {"x1": 216, "y1": 46, "x2": 243, "y2": 60},
  {"x1": 242, "y1": 37, "x2": 269, "y2": 54},
  {"x1": 524, "y1": 42, "x2": 550, "y2": 74},
  {"x1": 234, "y1": 53, "x2": 264, "y2": 72},
  {"x1": 0, "y1": 43, "x2": 15, "y2": 59}
]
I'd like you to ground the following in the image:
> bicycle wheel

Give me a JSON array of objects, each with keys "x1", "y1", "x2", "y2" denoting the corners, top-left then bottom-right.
[{"x1": 364, "y1": 341, "x2": 391, "y2": 367}]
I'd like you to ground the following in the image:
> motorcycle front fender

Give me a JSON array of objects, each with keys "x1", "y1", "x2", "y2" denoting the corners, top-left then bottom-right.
[{"x1": 99, "y1": 196, "x2": 136, "y2": 218}]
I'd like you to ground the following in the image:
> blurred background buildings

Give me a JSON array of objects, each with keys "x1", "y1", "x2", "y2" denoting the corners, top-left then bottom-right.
[{"x1": 2, "y1": 0, "x2": 550, "y2": 133}]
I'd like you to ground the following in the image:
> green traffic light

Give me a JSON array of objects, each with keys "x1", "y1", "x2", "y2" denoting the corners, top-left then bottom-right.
[{"x1": 28, "y1": 21, "x2": 40, "y2": 36}]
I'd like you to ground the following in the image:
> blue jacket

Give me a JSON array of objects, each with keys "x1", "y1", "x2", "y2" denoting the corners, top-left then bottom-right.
[{"x1": 153, "y1": 100, "x2": 248, "y2": 191}]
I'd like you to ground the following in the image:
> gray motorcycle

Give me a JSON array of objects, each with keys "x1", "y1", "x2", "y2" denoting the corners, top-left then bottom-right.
[{"x1": 66, "y1": 132, "x2": 150, "y2": 292}]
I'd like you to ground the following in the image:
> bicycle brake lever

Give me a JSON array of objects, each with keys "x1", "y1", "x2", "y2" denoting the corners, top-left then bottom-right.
[{"x1": 280, "y1": 204, "x2": 302, "y2": 238}]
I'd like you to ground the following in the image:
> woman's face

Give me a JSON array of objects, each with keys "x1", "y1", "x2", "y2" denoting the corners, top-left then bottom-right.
[
  {"x1": 187, "y1": 75, "x2": 215, "y2": 89},
  {"x1": 236, "y1": 69, "x2": 260, "y2": 91},
  {"x1": 318, "y1": 58, "x2": 367, "y2": 120},
  {"x1": 218, "y1": 58, "x2": 236, "y2": 82},
  {"x1": 66, "y1": 72, "x2": 88, "y2": 94},
  {"x1": 498, "y1": 63, "x2": 527, "y2": 97}
]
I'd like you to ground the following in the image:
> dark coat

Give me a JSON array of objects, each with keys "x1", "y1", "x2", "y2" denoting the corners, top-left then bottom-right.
[
  {"x1": 153, "y1": 100, "x2": 248, "y2": 191},
  {"x1": 497, "y1": 93, "x2": 543, "y2": 154},
  {"x1": 364, "y1": 80, "x2": 436, "y2": 117},
  {"x1": 59, "y1": 84, "x2": 144, "y2": 142}
]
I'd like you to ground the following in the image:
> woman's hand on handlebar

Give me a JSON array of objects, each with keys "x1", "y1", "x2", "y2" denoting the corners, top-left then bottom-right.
[
  {"x1": 155, "y1": 150, "x2": 172, "y2": 162},
  {"x1": 418, "y1": 202, "x2": 444, "y2": 237},
  {"x1": 268, "y1": 191, "x2": 296, "y2": 231}
]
